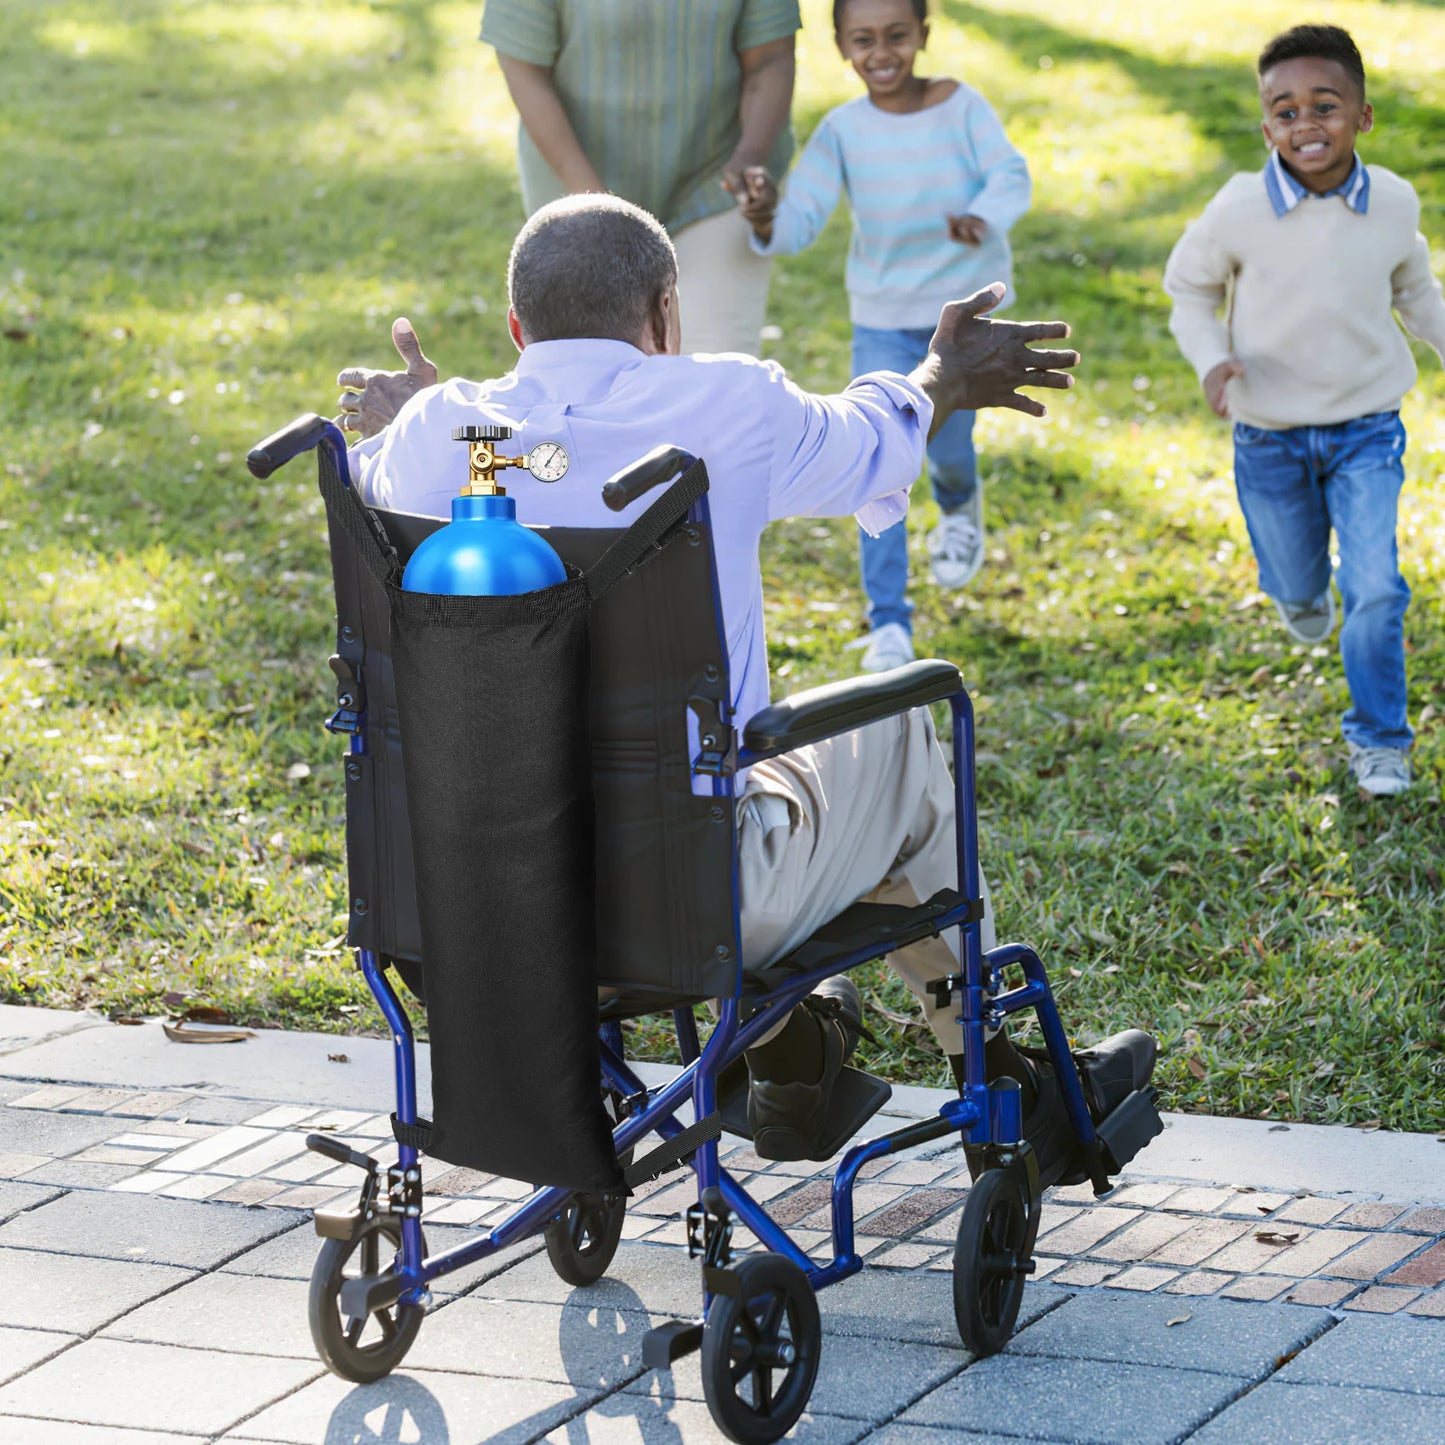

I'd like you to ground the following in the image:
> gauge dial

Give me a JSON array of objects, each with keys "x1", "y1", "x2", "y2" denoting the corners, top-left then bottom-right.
[{"x1": 527, "y1": 441, "x2": 569, "y2": 482}]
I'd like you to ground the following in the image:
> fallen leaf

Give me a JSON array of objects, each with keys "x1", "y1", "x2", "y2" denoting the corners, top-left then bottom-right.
[
  {"x1": 163, "y1": 1004, "x2": 254, "y2": 1045},
  {"x1": 1269, "y1": 1124, "x2": 1290, "y2": 1133},
  {"x1": 1255, "y1": 1230, "x2": 1300, "y2": 1246},
  {"x1": 327, "y1": 1052, "x2": 350, "y2": 1063},
  {"x1": 285, "y1": 762, "x2": 311, "y2": 782},
  {"x1": 1166, "y1": 1313, "x2": 1192, "y2": 1327},
  {"x1": 112, "y1": 1016, "x2": 147, "y2": 1026},
  {"x1": 1186, "y1": 1057, "x2": 1207, "y2": 1081},
  {"x1": 1350, "y1": 1120, "x2": 1383, "y2": 1132}
]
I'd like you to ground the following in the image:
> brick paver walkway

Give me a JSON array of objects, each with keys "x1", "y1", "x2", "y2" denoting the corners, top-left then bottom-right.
[{"x1": 2, "y1": 1067, "x2": 1443, "y2": 1442}]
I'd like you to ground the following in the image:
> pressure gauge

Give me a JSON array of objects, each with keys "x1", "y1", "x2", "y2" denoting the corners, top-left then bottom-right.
[{"x1": 527, "y1": 441, "x2": 569, "y2": 483}]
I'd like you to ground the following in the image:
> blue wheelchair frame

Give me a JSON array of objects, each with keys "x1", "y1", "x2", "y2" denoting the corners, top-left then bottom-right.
[{"x1": 288, "y1": 419, "x2": 1103, "y2": 1325}]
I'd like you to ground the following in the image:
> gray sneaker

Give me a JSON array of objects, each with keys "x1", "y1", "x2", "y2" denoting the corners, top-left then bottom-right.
[
  {"x1": 1273, "y1": 589, "x2": 1336, "y2": 644},
  {"x1": 927, "y1": 489, "x2": 985, "y2": 589},
  {"x1": 1348, "y1": 743, "x2": 1412, "y2": 796}
]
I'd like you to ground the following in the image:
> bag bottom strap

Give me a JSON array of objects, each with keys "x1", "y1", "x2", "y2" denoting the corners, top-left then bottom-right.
[
  {"x1": 623, "y1": 1110, "x2": 723, "y2": 1190},
  {"x1": 391, "y1": 1114, "x2": 434, "y2": 1151}
]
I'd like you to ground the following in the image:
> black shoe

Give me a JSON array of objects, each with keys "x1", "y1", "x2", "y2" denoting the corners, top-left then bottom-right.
[
  {"x1": 1020, "y1": 1029, "x2": 1158, "y2": 1122},
  {"x1": 747, "y1": 977, "x2": 863, "y2": 1162}
]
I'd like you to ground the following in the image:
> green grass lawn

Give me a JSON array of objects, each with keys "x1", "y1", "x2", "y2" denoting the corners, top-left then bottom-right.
[{"x1": 2, "y1": 0, "x2": 1442, "y2": 1130}]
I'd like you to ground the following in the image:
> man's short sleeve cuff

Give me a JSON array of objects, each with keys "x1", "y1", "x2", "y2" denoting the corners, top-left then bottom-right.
[
  {"x1": 736, "y1": 0, "x2": 802, "y2": 52},
  {"x1": 480, "y1": 2, "x2": 559, "y2": 66}
]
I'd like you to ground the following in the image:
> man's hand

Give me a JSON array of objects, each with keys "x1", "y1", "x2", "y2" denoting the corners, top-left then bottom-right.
[
  {"x1": 335, "y1": 317, "x2": 438, "y2": 439},
  {"x1": 732, "y1": 165, "x2": 779, "y2": 243},
  {"x1": 1203, "y1": 357, "x2": 1245, "y2": 418},
  {"x1": 721, "y1": 147, "x2": 770, "y2": 203},
  {"x1": 948, "y1": 214, "x2": 987, "y2": 246},
  {"x1": 911, "y1": 283, "x2": 1079, "y2": 431}
]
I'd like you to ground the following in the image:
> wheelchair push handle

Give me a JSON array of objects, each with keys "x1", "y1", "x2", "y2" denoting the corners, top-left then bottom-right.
[
  {"x1": 601, "y1": 444, "x2": 698, "y2": 512},
  {"x1": 247, "y1": 412, "x2": 335, "y2": 479}
]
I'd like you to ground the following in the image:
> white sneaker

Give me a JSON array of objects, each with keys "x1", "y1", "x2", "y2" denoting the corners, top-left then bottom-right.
[
  {"x1": 845, "y1": 621, "x2": 915, "y2": 674},
  {"x1": 927, "y1": 492, "x2": 985, "y2": 589},
  {"x1": 1273, "y1": 590, "x2": 1335, "y2": 644},
  {"x1": 1348, "y1": 743, "x2": 1411, "y2": 796}
]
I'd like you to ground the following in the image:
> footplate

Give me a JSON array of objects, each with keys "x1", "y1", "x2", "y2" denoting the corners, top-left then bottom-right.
[
  {"x1": 1094, "y1": 1088, "x2": 1164, "y2": 1174},
  {"x1": 717, "y1": 1064, "x2": 892, "y2": 1160},
  {"x1": 641, "y1": 1320, "x2": 704, "y2": 1369}
]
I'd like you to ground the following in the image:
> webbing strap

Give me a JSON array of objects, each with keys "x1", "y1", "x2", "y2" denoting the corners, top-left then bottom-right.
[
  {"x1": 585, "y1": 456, "x2": 711, "y2": 602},
  {"x1": 390, "y1": 1113, "x2": 433, "y2": 1151},
  {"x1": 622, "y1": 1110, "x2": 723, "y2": 1190},
  {"x1": 316, "y1": 447, "x2": 709, "y2": 603},
  {"x1": 318, "y1": 446, "x2": 403, "y2": 590}
]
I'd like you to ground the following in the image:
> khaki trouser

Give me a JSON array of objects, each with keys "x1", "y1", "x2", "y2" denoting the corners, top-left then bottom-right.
[
  {"x1": 673, "y1": 207, "x2": 774, "y2": 357},
  {"x1": 737, "y1": 707, "x2": 994, "y2": 1057}
]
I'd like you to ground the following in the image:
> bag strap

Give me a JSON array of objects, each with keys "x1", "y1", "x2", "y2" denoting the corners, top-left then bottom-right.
[
  {"x1": 585, "y1": 457, "x2": 711, "y2": 603},
  {"x1": 317, "y1": 444, "x2": 403, "y2": 590},
  {"x1": 318, "y1": 443, "x2": 709, "y2": 600}
]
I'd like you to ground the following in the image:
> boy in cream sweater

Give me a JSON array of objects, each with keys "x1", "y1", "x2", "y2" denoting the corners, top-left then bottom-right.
[{"x1": 1164, "y1": 23, "x2": 1445, "y2": 795}]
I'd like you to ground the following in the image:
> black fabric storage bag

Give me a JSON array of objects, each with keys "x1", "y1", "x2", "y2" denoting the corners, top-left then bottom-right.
[{"x1": 319, "y1": 457, "x2": 708, "y2": 1194}]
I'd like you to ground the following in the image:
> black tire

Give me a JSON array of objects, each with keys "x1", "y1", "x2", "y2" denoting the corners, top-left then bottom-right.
[
  {"x1": 308, "y1": 1217, "x2": 424, "y2": 1383},
  {"x1": 544, "y1": 1189, "x2": 627, "y2": 1286},
  {"x1": 953, "y1": 1167, "x2": 1031, "y2": 1357},
  {"x1": 701, "y1": 1253, "x2": 822, "y2": 1444}
]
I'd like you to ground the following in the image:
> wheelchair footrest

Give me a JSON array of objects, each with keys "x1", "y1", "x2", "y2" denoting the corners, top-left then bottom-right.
[
  {"x1": 1095, "y1": 1087, "x2": 1164, "y2": 1175},
  {"x1": 718, "y1": 1064, "x2": 893, "y2": 1161},
  {"x1": 642, "y1": 1320, "x2": 704, "y2": 1370}
]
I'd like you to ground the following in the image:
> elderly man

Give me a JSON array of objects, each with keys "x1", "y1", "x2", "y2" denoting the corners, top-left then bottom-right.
[{"x1": 340, "y1": 195, "x2": 1152, "y2": 1175}]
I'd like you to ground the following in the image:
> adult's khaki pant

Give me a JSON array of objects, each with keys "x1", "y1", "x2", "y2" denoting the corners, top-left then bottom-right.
[
  {"x1": 737, "y1": 707, "x2": 994, "y2": 1057},
  {"x1": 673, "y1": 207, "x2": 773, "y2": 357}
]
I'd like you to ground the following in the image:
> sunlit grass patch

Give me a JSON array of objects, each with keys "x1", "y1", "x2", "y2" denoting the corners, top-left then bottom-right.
[{"x1": 1, "y1": 0, "x2": 1442, "y2": 1129}]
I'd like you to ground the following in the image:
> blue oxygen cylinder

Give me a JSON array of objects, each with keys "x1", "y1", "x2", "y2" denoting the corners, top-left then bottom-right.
[{"x1": 402, "y1": 424, "x2": 568, "y2": 596}]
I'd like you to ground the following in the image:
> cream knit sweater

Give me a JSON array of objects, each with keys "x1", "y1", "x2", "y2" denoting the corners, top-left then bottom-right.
[{"x1": 1164, "y1": 163, "x2": 1445, "y2": 430}]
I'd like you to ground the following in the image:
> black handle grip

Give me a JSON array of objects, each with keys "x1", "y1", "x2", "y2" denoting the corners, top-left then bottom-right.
[
  {"x1": 602, "y1": 444, "x2": 697, "y2": 513},
  {"x1": 305, "y1": 1132, "x2": 375, "y2": 1170},
  {"x1": 247, "y1": 413, "x2": 332, "y2": 479}
]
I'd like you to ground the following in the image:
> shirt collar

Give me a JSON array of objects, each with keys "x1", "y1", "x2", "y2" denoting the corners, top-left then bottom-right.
[
  {"x1": 1264, "y1": 150, "x2": 1370, "y2": 217},
  {"x1": 512, "y1": 337, "x2": 649, "y2": 377}
]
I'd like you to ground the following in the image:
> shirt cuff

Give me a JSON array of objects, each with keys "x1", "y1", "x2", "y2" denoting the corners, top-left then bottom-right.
[{"x1": 855, "y1": 491, "x2": 909, "y2": 537}]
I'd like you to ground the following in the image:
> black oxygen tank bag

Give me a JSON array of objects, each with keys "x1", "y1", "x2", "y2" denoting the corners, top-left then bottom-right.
[{"x1": 321, "y1": 458, "x2": 709, "y2": 1193}]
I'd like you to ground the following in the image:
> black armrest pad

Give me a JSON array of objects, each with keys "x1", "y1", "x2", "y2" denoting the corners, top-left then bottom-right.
[{"x1": 743, "y1": 659, "x2": 963, "y2": 759}]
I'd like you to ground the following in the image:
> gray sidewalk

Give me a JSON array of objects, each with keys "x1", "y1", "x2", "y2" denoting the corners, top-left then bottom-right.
[{"x1": 2, "y1": 1004, "x2": 1442, "y2": 1443}]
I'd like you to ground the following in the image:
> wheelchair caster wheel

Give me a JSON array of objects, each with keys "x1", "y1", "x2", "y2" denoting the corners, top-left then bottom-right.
[
  {"x1": 953, "y1": 1167, "x2": 1033, "y2": 1357},
  {"x1": 701, "y1": 1253, "x2": 821, "y2": 1444},
  {"x1": 308, "y1": 1217, "x2": 423, "y2": 1383},
  {"x1": 544, "y1": 1188, "x2": 626, "y2": 1286}
]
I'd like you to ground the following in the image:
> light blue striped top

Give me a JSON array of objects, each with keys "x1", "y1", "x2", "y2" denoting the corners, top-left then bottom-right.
[{"x1": 753, "y1": 85, "x2": 1031, "y2": 328}]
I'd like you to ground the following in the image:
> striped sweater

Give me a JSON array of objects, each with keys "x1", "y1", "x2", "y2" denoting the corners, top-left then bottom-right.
[{"x1": 752, "y1": 84, "x2": 1031, "y2": 329}]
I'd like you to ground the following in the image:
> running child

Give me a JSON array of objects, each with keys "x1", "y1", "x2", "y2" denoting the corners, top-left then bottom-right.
[
  {"x1": 738, "y1": 0, "x2": 1031, "y2": 671},
  {"x1": 1164, "y1": 24, "x2": 1445, "y2": 795}
]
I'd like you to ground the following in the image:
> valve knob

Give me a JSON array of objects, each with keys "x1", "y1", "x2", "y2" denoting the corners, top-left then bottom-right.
[{"x1": 452, "y1": 425, "x2": 512, "y2": 442}]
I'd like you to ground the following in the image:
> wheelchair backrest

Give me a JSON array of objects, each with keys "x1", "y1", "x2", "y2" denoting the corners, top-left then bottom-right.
[{"x1": 326, "y1": 488, "x2": 741, "y2": 1006}]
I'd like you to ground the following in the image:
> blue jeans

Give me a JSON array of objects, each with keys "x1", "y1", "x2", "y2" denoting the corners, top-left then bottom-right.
[
  {"x1": 1233, "y1": 411, "x2": 1413, "y2": 751},
  {"x1": 852, "y1": 324, "x2": 978, "y2": 633}
]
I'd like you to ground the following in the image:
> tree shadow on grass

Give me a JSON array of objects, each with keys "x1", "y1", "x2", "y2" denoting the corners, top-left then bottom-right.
[{"x1": 939, "y1": 1, "x2": 1445, "y2": 191}]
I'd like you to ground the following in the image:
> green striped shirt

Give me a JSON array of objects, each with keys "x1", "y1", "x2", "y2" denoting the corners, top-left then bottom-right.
[{"x1": 481, "y1": 0, "x2": 800, "y2": 233}]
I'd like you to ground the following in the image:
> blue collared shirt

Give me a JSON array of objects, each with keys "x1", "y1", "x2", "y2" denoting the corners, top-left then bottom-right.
[
  {"x1": 1264, "y1": 149, "x2": 1370, "y2": 217},
  {"x1": 350, "y1": 340, "x2": 929, "y2": 738}
]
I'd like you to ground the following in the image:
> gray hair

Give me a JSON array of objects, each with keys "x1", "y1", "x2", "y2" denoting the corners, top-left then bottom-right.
[{"x1": 507, "y1": 195, "x2": 679, "y2": 344}]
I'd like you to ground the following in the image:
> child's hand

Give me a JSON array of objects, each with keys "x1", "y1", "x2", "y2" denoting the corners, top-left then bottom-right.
[
  {"x1": 1203, "y1": 358, "x2": 1245, "y2": 418},
  {"x1": 948, "y1": 215, "x2": 987, "y2": 246},
  {"x1": 734, "y1": 166, "x2": 779, "y2": 244}
]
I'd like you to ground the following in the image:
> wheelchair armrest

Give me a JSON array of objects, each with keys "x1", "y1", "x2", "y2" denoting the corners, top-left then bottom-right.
[{"x1": 740, "y1": 658, "x2": 963, "y2": 761}]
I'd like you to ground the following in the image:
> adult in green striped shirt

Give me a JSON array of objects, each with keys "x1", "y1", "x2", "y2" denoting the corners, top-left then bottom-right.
[{"x1": 481, "y1": 0, "x2": 800, "y2": 356}]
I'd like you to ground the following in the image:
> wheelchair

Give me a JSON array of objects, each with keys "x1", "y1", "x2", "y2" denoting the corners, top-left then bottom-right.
[{"x1": 247, "y1": 416, "x2": 1163, "y2": 1444}]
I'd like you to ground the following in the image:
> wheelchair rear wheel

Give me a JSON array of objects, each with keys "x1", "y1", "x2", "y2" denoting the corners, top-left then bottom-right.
[
  {"x1": 701, "y1": 1253, "x2": 821, "y2": 1444},
  {"x1": 309, "y1": 1217, "x2": 424, "y2": 1383},
  {"x1": 544, "y1": 1188, "x2": 627, "y2": 1285},
  {"x1": 952, "y1": 1167, "x2": 1032, "y2": 1356}
]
